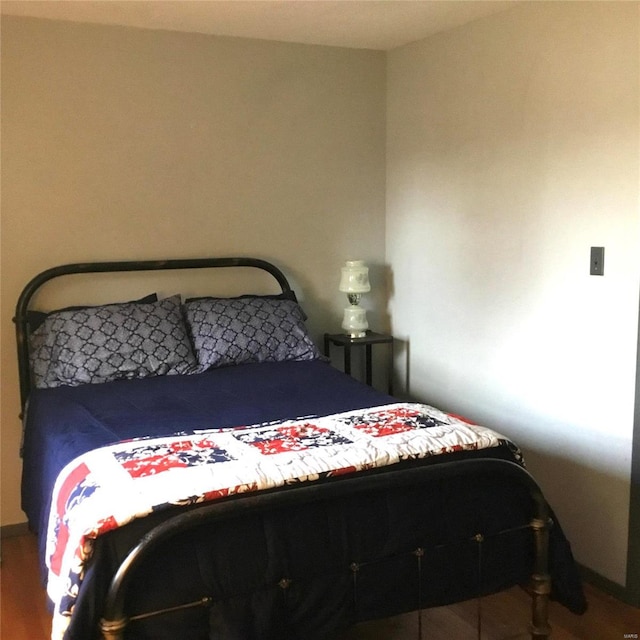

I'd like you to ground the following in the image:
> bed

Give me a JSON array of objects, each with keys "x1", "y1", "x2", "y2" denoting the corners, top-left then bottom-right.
[{"x1": 15, "y1": 257, "x2": 586, "y2": 640}]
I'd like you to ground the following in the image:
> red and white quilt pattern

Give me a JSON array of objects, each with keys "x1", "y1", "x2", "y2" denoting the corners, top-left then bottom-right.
[{"x1": 45, "y1": 402, "x2": 518, "y2": 640}]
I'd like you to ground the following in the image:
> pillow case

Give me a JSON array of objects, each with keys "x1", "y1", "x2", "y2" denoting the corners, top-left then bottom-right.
[
  {"x1": 30, "y1": 295, "x2": 196, "y2": 388},
  {"x1": 186, "y1": 291, "x2": 302, "y2": 316},
  {"x1": 26, "y1": 293, "x2": 158, "y2": 332},
  {"x1": 183, "y1": 296, "x2": 322, "y2": 370}
]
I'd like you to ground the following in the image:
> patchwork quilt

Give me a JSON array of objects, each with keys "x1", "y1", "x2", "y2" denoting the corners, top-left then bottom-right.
[{"x1": 45, "y1": 402, "x2": 521, "y2": 640}]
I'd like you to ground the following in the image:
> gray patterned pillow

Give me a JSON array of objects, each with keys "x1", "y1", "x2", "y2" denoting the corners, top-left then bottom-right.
[
  {"x1": 184, "y1": 297, "x2": 322, "y2": 369},
  {"x1": 26, "y1": 293, "x2": 158, "y2": 332},
  {"x1": 29, "y1": 295, "x2": 197, "y2": 388}
]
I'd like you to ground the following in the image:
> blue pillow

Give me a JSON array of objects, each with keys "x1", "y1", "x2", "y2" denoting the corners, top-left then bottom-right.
[
  {"x1": 183, "y1": 297, "x2": 321, "y2": 370},
  {"x1": 30, "y1": 295, "x2": 196, "y2": 388}
]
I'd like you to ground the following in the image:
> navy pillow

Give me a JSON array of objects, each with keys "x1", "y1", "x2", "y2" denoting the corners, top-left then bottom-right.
[
  {"x1": 30, "y1": 295, "x2": 196, "y2": 388},
  {"x1": 183, "y1": 297, "x2": 321, "y2": 370}
]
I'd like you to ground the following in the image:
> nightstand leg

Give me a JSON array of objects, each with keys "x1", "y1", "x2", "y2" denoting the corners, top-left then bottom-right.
[
  {"x1": 365, "y1": 344, "x2": 372, "y2": 386},
  {"x1": 344, "y1": 346, "x2": 351, "y2": 375}
]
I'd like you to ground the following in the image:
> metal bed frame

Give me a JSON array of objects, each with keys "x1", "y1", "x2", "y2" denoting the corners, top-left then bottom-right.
[{"x1": 14, "y1": 257, "x2": 553, "y2": 640}]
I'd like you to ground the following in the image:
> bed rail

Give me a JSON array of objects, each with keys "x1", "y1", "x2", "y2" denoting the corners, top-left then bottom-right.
[
  {"x1": 99, "y1": 458, "x2": 552, "y2": 640},
  {"x1": 13, "y1": 257, "x2": 295, "y2": 412}
]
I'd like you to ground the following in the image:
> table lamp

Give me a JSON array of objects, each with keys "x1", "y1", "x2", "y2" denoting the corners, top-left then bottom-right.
[{"x1": 339, "y1": 260, "x2": 371, "y2": 338}]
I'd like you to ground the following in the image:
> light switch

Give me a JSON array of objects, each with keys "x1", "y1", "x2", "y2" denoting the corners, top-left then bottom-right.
[{"x1": 590, "y1": 247, "x2": 604, "y2": 276}]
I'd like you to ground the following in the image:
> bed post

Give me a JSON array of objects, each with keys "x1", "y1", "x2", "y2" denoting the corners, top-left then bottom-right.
[{"x1": 529, "y1": 509, "x2": 552, "y2": 639}]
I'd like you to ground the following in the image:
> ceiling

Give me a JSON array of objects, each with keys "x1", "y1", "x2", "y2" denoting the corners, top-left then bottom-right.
[{"x1": 1, "y1": 0, "x2": 518, "y2": 50}]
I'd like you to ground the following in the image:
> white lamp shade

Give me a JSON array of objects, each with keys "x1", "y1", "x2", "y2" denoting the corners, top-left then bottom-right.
[{"x1": 339, "y1": 260, "x2": 371, "y2": 293}]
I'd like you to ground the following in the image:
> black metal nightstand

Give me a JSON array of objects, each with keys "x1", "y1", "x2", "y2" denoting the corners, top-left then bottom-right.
[{"x1": 323, "y1": 331, "x2": 394, "y2": 394}]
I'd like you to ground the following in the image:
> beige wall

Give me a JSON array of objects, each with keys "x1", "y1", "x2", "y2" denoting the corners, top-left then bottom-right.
[
  {"x1": 0, "y1": 17, "x2": 386, "y2": 525},
  {"x1": 387, "y1": 2, "x2": 639, "y2": 585}
]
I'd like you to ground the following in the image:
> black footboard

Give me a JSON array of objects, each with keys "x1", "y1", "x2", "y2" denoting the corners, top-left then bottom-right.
[{"x1": 100, "y1": 458, "x2": 552, "y2": 640}]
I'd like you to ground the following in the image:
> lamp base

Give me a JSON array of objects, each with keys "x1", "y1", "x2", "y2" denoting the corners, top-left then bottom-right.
[{"x1": 342, "y1": 305, "x2": 368, "y2": 339}]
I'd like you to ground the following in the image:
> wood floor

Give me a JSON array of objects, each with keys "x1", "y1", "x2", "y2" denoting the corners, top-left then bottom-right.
[{"x1": 2, "y1": 533, "x2": 639, "y2": 640}]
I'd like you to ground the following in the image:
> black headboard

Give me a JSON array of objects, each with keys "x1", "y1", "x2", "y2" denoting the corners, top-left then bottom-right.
[{"x1": 14, "y1": 257, "x2": 295, "y2": 413}]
